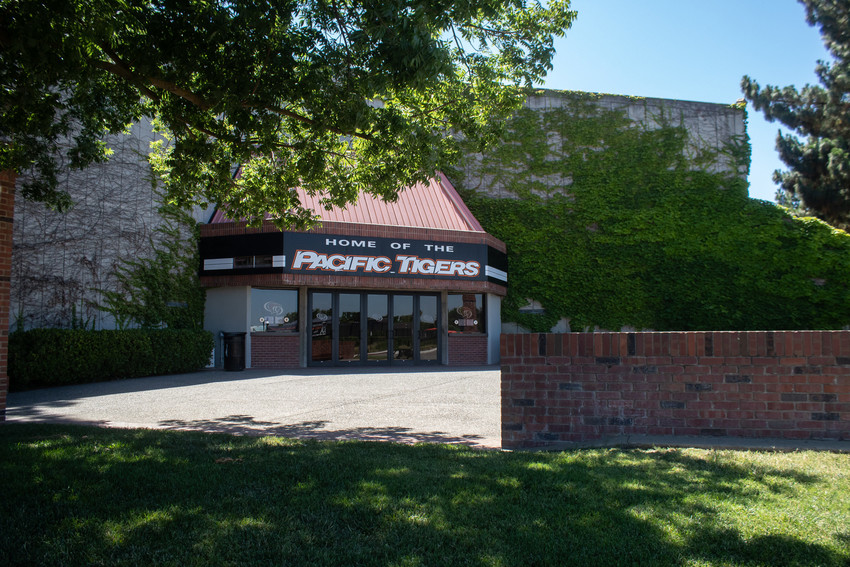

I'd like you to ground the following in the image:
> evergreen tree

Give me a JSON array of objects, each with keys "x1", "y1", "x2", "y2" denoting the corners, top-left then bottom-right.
[{"x1": 742, "y1": 0, "x2": 850, "y2": 228}]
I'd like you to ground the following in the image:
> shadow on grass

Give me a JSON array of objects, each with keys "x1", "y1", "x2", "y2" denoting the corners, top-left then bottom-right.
[
  {"x1": 690, "y1": 530, "x2": 841, "y2": 566},
  {"x1": 1, "y1": 424, "x2": 847, "y2": 567},
  {"x1": 157, "y1": 415, "x2": 488, "y2": 446}
]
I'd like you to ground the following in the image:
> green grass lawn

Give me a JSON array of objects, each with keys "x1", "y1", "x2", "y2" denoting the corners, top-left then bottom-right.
[{"x1": 1, "y1": 424, "x2": 848, "y2": 566}]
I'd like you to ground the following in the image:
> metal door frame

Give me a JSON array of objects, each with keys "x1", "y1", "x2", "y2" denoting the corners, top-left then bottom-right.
[{"x1": 307, "y1": 290, "x2": 441, "y2": 366}]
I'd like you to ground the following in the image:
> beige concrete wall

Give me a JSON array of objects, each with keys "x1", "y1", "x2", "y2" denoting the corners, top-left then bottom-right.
[
  {"x1": 456, "y1": 90, "x2": 747, "y2": 200},
  {"x1": 11, "y1": 119, "x2": 211, "y2": 330}
]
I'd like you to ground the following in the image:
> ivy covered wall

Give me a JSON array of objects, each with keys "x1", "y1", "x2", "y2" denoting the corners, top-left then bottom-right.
[
  {"x1": 12, "y1": 119, "x2": 211, "y2": 331},
  {"x1": 448, "y1": 90, "x2": 850, "y2": 332}
]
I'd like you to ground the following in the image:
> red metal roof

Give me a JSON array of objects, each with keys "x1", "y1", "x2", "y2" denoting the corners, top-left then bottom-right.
[{"x1": 210, "y1": 172, "x2": 484, "y2": 232}]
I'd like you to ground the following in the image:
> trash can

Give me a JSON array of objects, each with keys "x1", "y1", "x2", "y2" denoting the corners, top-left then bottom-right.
[{"x1": 222, "y1": 332, "x2": 247, "y2": 371}]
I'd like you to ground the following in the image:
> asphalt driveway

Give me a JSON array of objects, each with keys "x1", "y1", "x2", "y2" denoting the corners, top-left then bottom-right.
[{"x1": 5, "y1": 366, "x2": 501, "y2": 448}]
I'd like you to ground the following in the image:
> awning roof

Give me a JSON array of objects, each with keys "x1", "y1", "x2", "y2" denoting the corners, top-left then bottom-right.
[{"x1": 209, "y1": 172, "x2": 484, "y2": 232}]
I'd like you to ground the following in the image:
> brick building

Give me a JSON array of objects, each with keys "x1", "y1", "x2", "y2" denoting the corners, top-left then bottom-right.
[
  {"x1": 9, "y1": 90, "x2": 745, "y2": 369},
  {"x1": 200, "y1": 172, "x2": 507, "y2": 368}
]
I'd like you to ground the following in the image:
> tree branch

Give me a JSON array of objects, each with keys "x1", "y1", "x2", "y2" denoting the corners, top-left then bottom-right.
[
  {"x1": 460, "y1": 23, "x2": 525, "y2": 41},
  {"x1": 95, "y1": 42, "x2": 213, "y2": 111},
  {"x1": 256, "y1": 103, "x2": 378, "y2": 143},
  {"x1": 91, "y1": 42, "x2": 380, "y2": 146},
  {"x1": 451, "y1": 24, "x2": 473, "y2": 76},
  {"x1": 88, "y1": 59, "x2": 161, "y2": 103}
]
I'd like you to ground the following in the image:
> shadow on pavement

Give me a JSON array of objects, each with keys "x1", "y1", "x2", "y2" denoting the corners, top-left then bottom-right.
[
  {"x1": 8, "y1": 366, "x2": 498, "y2": 403},
  {"x1": 156, "y1": 415, "x2": 493, "y2": 448}
]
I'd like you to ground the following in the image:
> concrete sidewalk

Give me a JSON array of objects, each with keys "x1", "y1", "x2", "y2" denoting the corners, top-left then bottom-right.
[{"x1": 5, "y1": 367, "x2": 502, "y2": 449}]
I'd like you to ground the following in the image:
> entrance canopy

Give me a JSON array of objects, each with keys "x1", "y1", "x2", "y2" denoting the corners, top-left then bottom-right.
[{"x1": 208, "y1": 172, "x2": 485, "y2": 232}]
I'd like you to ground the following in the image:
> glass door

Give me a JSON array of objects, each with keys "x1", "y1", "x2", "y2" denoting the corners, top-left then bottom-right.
[
  {"x1": 308, "y1": 291, "x2": 440, "y2": 366},
  {"x1": 418, "y1": 295, "x2": 439, "y2": 362},
  {"x1": 338, "y1": 293, "x2": 361, "y2": 363},
  {"x1": 310, "y1": 292, "x2": 333, "y2": 363},
  {"x1": 393, "y1": 295, "x2": 414, "y2": 363},
  {"x1": 367, "y1": 294, "x2": 389, "y2": 362}
]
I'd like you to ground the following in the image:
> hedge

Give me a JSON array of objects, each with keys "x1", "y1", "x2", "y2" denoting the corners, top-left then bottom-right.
[{"x1": 8, "y1": 329, "x2": 214, "y2": 391}]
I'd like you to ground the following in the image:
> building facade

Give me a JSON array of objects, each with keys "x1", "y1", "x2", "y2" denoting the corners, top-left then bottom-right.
[
  {"x1": 10, "y1": 90, "x2": 746, "y2": 366},
  {"x1": 199, "y1": 173, "x2": 507, "y2": 368}
]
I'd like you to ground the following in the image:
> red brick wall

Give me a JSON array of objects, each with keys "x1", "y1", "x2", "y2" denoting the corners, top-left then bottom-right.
[
  {"x1": 250, "y1": 334, "x2": 300, "y2": 368},
  {"x1": 449, "y1": 334, "x2": 489, "y2": 366},
  {"x1": 501, "y1": 332, "x2": 850, "y2": 449},
  {"x1": 0, "y1": 172, "x2": 14, "y2": 421}
]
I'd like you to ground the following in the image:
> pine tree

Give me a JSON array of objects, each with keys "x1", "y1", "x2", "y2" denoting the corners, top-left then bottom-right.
[{"x1": 742, "y1": 0, "x2": 850, "y2": 228}]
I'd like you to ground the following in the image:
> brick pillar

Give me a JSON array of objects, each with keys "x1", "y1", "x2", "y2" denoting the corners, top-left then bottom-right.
[{"x1": 0, "y1": 171, "x2": 14, "y2": 421}]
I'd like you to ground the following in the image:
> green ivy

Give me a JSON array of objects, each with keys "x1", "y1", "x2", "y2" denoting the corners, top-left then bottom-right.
[
  {"x1": 448, "y1": 91, "x2": 850, "y2": 331},
  {"x1": 99, "y1": 193, "x2": 205, "y2": 330}
]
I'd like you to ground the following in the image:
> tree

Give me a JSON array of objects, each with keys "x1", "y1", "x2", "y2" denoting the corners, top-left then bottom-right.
[
  {"x1": 774, "y1": 185, "x2": 814, "y2": 217},
  {"x1": 99, "y1": 190, "x2": 206, "y2": 330},
  {"x1": 742, "y1": 0, "x2": 850, "y2": 228},
  {"x1": 0, "y1": 0, "x2": 574, "y2": 228}
]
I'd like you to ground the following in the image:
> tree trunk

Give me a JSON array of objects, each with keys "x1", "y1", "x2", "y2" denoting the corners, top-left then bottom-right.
[{"x1": 0, "y1": 170, "x2": 15, "y2": 420}]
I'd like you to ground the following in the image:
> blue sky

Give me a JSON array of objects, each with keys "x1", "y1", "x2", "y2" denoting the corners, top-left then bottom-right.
[{"x1": 541, "y1": 0, "x2": 832, "y2": 202}]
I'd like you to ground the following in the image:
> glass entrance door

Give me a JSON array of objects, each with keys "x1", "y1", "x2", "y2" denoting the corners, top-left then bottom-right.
[
  {"x1": 393, "y1": 295, "x2": 414, "y2": 363},
  {"x1": 310, "y1": 292, "x2": 333, "y2": 363},
  {"x1": 367, "y1": 294, "x2": 389, "y2": 362},
  {"x1": 419, "y1": 295, "x2": 438, "y2": 362},
  {"x1": 308, "y1": 291, "x2": 439, "y2": 366},
  {"x1": 338, "y1": 293, "x2": 361, "y2": 363}
]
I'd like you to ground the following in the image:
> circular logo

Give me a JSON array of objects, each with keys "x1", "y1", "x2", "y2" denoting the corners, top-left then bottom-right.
[{"x1": 264, "y1": 301, "x2": 284, "y2": 316}]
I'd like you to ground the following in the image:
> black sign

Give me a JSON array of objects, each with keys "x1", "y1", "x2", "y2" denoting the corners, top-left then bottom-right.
[
  {"x1": 199, "y1": 231, "x2": 507, "y2": 285},
  {"x1": 284, "y1": 233, "x2": 486, "y2": 280}
]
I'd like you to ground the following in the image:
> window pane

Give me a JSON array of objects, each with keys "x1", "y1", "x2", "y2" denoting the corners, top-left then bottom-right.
[
  {"x1": 448, "y1": 294, "x2": 484, "y2": 333},
  {"x1": 393, "y1": 295, "x2": 414, "y2": 361},
  {"x1": 339, "y1": 293, "x2": 361, "y2": 362},
  {"x1": 251, "y1": 289, "x2": 298, "y2": 332},
  {"x1": 254, "y1": 255, "x2": 273, "y2": 267},
  {"x1": 311, "y1": 292, "x2": 333, "y2": 362},
  {"x1": 419, "y1": 295, "x2": 438, "y2": 361},
  {"x1": 367, "y1": 294, "x2": 389, "y2": 361}
]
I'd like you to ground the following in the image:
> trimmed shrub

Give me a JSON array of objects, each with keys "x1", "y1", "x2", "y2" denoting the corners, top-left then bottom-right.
[{"x1": 9, "y1": 329, "x2": 214, "y2": 391}]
